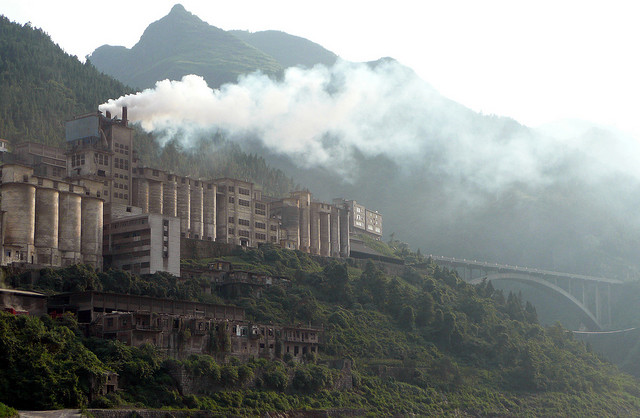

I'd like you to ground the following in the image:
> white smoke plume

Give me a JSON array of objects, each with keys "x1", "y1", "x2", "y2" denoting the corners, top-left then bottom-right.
[{"x1": 100, "y1": 59, "x2": 640, "y2": 193}]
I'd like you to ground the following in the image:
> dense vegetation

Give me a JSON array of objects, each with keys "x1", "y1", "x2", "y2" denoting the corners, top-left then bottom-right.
[
  {"x1": 3, "y1": 245, "x2": 640, "y2": 415},
  {"x1": 0, "y1": 16, "x2": 131, "y2": 145}
]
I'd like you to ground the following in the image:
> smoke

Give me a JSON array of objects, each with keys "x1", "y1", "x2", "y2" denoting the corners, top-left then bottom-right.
[{"x1": 100, "y1": 59, "x2": 640, "y2": 195}]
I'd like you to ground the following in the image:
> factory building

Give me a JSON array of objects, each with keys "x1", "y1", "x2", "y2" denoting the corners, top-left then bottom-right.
[
  {"x1": 0, "y1": 162, "x2": 104, "y2": 269},
  {"x1": 65, "y1": 110, "x2": 133, "y2": 206},
  {"x1": 333, "y1": 198, "x2": 383, "y2": 240},
  {"x1": 270, "y1": 191, "x2": 350, "y2": 257},
  {"x1": 0, "y1": 108, "x2": 383, "y2": 272}
]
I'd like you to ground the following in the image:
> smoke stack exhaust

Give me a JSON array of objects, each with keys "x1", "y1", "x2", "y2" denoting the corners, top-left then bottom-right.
[
  {"x1": 122, "y1": 106, "x2": 128, "y2": 127},
  {"x1": 106, "y1": 110, "x2": 111, "y2": 119}
]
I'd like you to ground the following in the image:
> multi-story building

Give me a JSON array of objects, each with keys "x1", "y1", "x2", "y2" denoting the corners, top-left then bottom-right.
[
  {"x1": 46, "y1": 290, "x2": 321, "y2": 360},
  {"x1": 65, "y1": 109, "x2": 133, "y2": 205},
  {"x1": 333, "y1": 198, "x2": 383, "y2": 240},
  {"x1": 11, "y1": 142, "x2": 67, "y2": 179},
  {"x1": 103, "y1": 205, "x2": 181, "y2": 276},
  {"x1": 215, "y1": 178, "x2": 279, "y2": 247}
]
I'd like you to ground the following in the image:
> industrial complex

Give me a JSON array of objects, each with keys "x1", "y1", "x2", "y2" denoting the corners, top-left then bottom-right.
[{"x1": 0, "y1": 108, "x2": 383, "y2": 275}]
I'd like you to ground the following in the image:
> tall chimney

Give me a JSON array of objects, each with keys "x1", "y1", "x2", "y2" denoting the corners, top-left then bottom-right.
[
  {"x1": 106, "y1": 110, "x2": 111, "y2": 119},
  {"x1": 122, "y1": 106, "x2": 128, "y2": 127}
]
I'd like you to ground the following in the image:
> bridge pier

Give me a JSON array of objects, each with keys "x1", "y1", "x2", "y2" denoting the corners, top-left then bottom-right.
[{"x1": 595, "y1": 284, "x2": 601, "y2": 325}]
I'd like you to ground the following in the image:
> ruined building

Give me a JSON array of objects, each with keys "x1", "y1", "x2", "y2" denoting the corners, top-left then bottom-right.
[{"x1": 47, "y1": 290, "x2": 321, "y2": 360}]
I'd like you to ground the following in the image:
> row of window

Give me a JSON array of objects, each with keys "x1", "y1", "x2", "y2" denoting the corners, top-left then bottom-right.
[
  {"x1": 114, "y1": 157, "x2": 129, "y2": 170},
  {"x1": 71, "y1": 154, "x2": 85, "y2": 167},
  {"x1": 227, "y1": 228, "x2": 277, "y2": 242}
]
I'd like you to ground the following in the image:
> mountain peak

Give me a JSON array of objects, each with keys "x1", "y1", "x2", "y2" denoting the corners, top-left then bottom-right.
[{"x1": 169, "y1": 4, "x2": 187, "y2": 14}]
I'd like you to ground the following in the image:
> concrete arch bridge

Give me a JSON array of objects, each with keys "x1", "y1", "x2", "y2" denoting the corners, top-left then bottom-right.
[{"x1": 429, "y1": 255, "x2": 623, "y2": 331}]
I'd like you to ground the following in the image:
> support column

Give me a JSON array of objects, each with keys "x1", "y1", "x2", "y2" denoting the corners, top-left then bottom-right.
[
  {"x1": 595, "y1": 283, "x2": 601, "y2": 325},
  {"x1": 607, "y1": 284, "x2": 612, "y2": 327}
]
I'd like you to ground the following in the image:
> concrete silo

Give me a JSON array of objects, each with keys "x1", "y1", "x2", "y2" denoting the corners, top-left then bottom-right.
[
  {"x1": 203, "y1": 182, "x2": 216, "y2": 241},
  {"x1": 34, "y1": 187, "x2": 59, "y2": 265},
  {"x1": 81, "y1": 195, "x2": 103, "y2": 270},
  {"x1": 58, "y1": 191, "x2": 82, "y2": 265},
  {"x1": 190, "y1": 181, "x2": 203, "y2": 239},
  {"x1": 163, "y1": 179, "x2": 177, "y2": 218},
  {"x1": 1, "y1": 181, "x2": 36, "y2": 262}
]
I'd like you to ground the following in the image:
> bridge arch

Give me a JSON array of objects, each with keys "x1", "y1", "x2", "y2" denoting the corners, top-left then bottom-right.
[{"x1": 470, "y1": 273, "x2": 601, "y2": 331}]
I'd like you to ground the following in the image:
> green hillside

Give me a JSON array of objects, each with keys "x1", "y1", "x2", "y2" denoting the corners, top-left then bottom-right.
[
  {"x1": 230, "y1": 29, "x2": 338, "y2": 68},
  {"x1": 2, "y1": 248, "x2": 640, "y2": 415},
  {"x1": 89, "y1": 4, "x2": 284, "y2": 89},
  {"x1": 0, "y1": 16, "x2": 132, "y2": 145}
]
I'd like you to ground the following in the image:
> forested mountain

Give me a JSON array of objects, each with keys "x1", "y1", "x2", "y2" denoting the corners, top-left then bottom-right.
[
  {"x1": 0, "y1": 15, "x2": 295, "y2": 196},
  {"x1": 89, "y1": 4, "x2": 284, "y2": 90},
  {"x1": 0, "y1": 15, "x2": 131, "y2": 145}
]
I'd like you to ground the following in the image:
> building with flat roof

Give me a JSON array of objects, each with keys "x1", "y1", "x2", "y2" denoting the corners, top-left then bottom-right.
[{"x1": 103, "y1": 207, "x2": 180, "y2": 276}]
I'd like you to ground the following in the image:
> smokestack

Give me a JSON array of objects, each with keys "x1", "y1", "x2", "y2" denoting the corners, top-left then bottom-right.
[
  {"x1": 122, "y1": 106, "x2": 128, "y2": 127},
  {"x1": 106, "y1": 110, "x2": 111, "y2": 119}
]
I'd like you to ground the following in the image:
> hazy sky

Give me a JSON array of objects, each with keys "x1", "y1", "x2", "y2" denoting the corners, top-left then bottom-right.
[{"x1": 2, "y1": 0, "x2": 639, "y2": 137}]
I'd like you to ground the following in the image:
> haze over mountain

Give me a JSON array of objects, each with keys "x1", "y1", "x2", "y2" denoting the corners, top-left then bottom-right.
[
  {"x1": 89, "y1": 4, "x2": 640, "y2": 280},
  {"x1": 89, "y1": 4, "x2": 283, "y2": 89}
]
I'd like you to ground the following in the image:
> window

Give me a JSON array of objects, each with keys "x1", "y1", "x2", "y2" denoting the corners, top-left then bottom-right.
[
  {"x1": 228, "y1": 217, "x2": 235, "y2": 223},
  {"x1": 228, "y1": 228, "x2": 235, "y2": 235},
  {"x1": 239, "y1": 187, "x2": 250, "y2": 195},
  {"x1": 270, "y1": 225, "x2": 278, "y2": 232},
  {"x1": 238, "y1": 230, "x2": 250, "y2": 237},
  {"x1": 228, "y1": 186, "x2": 235, "y2": 192},
  {"x1": 228, "y1": 196, "x2": 235, "y2": 204},
  {"x1": 238, "y1": 199, "x2": 250, "y2": 207},
  {"x1": 238, "y1": 219, "x2": 250, "y2": 226},
  {"x1": 255, "y1": 233, "x2": 266, "y2": 240},
  {"x1": 255, "y1": 222, "x2": 265, "y2": 229}
]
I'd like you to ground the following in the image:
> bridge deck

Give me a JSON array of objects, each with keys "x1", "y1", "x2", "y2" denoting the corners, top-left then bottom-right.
[{"x1": 426, "y1": 255, "x2": 623, "y2": 284}]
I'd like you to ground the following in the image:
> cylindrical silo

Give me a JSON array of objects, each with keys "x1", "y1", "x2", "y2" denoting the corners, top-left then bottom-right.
[
  {"x1": 35, "y1": 187, "x2": 59, "y2": 250},
  {"x1": 135, "y1": 178, "x2": 149, "y2": 213},
  {"x1": 339, "y1": 207, "x2": 350, "y2": 257},
  {"x1": 163, "y1": 180, "x2": 177, "y2": 218},
  {"x1": 330, "y1": 207, "x2": 341, "y2": 257},
  {"x1": 1, "y1": 182, "x2": 36, "y2": 247},
  {"x1": 149, "y1": 180, "x2": 163, "y2": 214},
  {"x1": 58, "y1": 192, "x2": 82, "y2": 253},
  {"x1": 177, "y1": 179, "x2": 191, "y2": 237},
  {"x1": 190, "y1": 182, "x2": 203, "y2": 239},
  {"x1": 81, "y1": 195, "x2": 103, "y2": 269},
  {"x1": 310, "y1": 205, "x2": 320, "y2": 255},
  {"x1": 320, "y1": 211, "x2": 331, "y2": 257},
  {"x1": 299, "y1": 198, "x2": 311, "y2": 253},
  {"x1": 203, "y1": 183, "x2": 216, "y2": 241}
]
